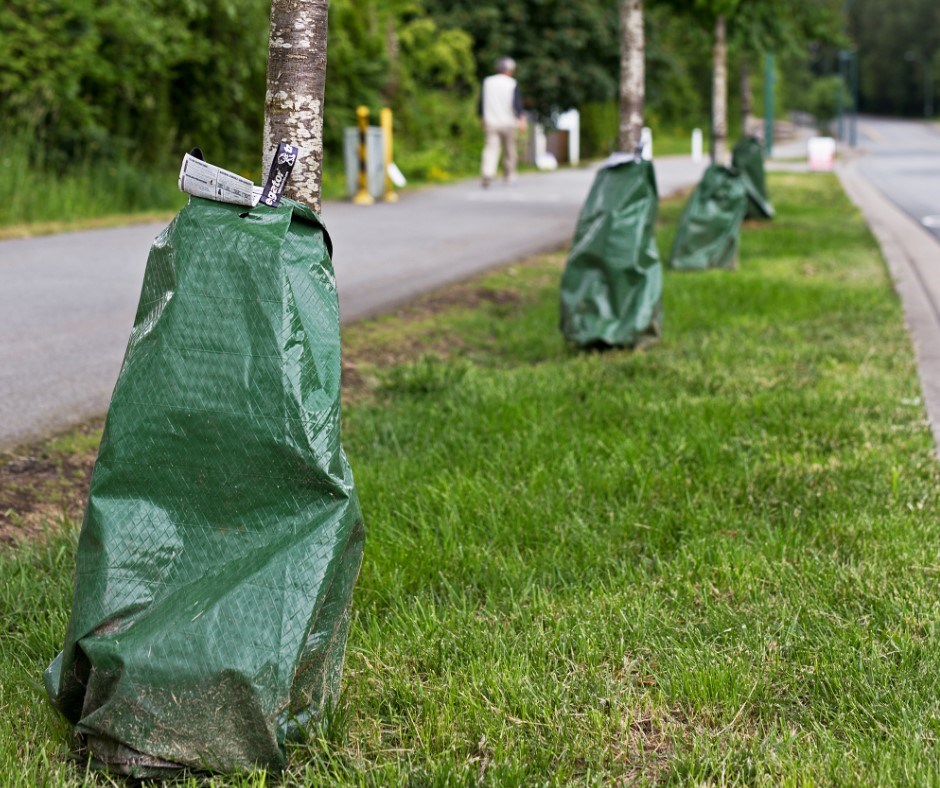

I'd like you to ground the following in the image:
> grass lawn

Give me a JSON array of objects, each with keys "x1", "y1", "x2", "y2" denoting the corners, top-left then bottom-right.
[{"x1": 2, "y1": 173, "x2": 939, "y2": 784}]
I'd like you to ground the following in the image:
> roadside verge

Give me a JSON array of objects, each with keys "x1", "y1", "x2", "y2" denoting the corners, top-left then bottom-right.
[{"x1": 838, "y1": 160, "x2": 940, "y2": 453}]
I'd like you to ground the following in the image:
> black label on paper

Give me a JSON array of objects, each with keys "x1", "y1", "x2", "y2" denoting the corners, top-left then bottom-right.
[{"x1": 260, "y1": 142, "x2": 299, "y2": 207}]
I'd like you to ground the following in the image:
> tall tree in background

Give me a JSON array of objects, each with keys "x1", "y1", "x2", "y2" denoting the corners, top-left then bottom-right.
[
  {"x1": 263, "y1": 0, "x2": 329, "y2": 212},
  {"x1": 659, "y1": 0, "x2": 741, "y2": 163},
  {"x1": 619, "y1": 0, "x2": 645, "y2": 151},
  {"x1": 712, "y1": 13, "x2": 729, "y2": 162},
  {"x1": 731, "y1": 0, "x2": 844, "y2": 136}
]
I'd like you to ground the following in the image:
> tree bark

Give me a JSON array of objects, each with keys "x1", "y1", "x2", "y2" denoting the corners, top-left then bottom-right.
[
  {"x1": 711, "y1": 14, "x2": 728, "y2": 165},
  {"x1": 381, "y1": 14, "x2": 400, "y2": 104},
  {"x1": 618, "y1": 0, "x2": 645, "y2": 152},
  {"x1": 263, "y1": 0, "x2": 329, "y2": 213},
  {"x1": 740, "y1": 56, "x2": 752, "y2": 137}
]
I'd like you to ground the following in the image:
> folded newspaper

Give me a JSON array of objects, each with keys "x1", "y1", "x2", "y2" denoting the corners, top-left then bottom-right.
[{"x1": 178, "y1": 144, "x2": 299, "y2": 208}]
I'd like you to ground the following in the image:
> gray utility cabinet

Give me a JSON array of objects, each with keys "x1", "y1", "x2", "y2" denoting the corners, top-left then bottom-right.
[{"x1": 343, "y1": 126, "x2": 385, "y2": 199}]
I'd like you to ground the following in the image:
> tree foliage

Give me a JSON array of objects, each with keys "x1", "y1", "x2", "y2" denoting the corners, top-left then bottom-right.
[
  {"x1": 851, "y1": 0, "x2": 939, "y2": 116},
  {"x1": 0, "y1": 0, "x2": 476, "y2": 175},
  {"x1": 0, "y1": 0, "x2": 865, "y2": 184},
  {"x1": 424, "y1": 0, "x2": 621, "y2": 120},
  {"x1": 0, "y1": 0, "x2": 269, "y2": 168}
]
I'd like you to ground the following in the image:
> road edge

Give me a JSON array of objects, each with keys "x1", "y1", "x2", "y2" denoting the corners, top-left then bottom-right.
[{"x1": 837, "y1": 159, "x2": 940, "y2": 455}]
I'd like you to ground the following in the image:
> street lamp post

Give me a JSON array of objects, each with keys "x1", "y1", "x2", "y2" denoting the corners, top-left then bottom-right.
[
  {"x1": 836, "y1": 50, "x2": 858, "y2": 146},
  {"x1": 905, "y1": 50, "x2": 935, "y2": 119},
  {"x1": 850, "y1": 50, "x2": 859, "y2": 145},
  {"x1": 836, "y1": 0, "x2": 859, "y2": 146},
  {"x1": 764, "y1": 53, "x2": 775, "y2": 157}
]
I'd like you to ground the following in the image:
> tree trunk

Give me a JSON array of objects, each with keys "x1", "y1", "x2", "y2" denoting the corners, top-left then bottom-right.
[
  {"x1": 618, "y1": 0, "x2": 645, "y2": 152},
  {"x1": 711, "y1": 14, "x2": 728, "y2": 165},
  {"x1": 740, "y1": 56, "x2": 752, "y2": 137},
  {"x1": 263, "y1": 0, "x2": 329, "y2": 213},
  {"x1": 381, "y1": 13, "x2": 400, "y2": 104}
]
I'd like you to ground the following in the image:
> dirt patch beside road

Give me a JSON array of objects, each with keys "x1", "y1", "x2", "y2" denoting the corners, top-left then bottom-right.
[{"x1": 0, "y1": 420, "x2": 102, "y2": 545}]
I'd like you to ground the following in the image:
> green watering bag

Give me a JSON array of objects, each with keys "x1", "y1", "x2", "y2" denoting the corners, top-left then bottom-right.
[
  {"x1": 732, "y1": 136, "x2": 774, "y2": 219},
  {"x1": 669, "y1": 164, "x2": 748, "y2": 271},
  {"x1": 44, "y1": 196, "x2": 365, "y2": 776},
  {"x1": 560, "y1": 158, "x2": 663, "y2": 348}
]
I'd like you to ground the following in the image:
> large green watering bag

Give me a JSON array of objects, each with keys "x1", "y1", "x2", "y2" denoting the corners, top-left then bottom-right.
[
  {"x1": 560, "y1": 158, "x2": 663, "y2": 348},
  {"x1": 669, "y1": 163, "x2": 748, "y2": 271},
  {"x1": 44, "y1": 196, "x2": 365, "y2": 776},
  {"x1": 732, "y1": 136, "x2": 774, "y2": 219}
]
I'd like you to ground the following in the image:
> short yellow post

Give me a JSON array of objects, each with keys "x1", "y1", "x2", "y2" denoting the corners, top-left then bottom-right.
[
  {"x1": 353, "y1": 105, "x2": 374, "y2": 205},
  {"x1": 380, "y1": 107, "x2": 399, "y2": 203}
]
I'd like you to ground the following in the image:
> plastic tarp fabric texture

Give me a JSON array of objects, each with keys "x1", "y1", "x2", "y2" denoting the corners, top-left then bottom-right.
[
  {"x1": 669, "y1": 164, "x2": 748, "y2": 271},
  {"x1": 559, "y1": 159, "x2": 663, "y2": 348},
  {"x1": 44, "y1": 196, "x2": 365, "y2": 776},
  {"x1": 732, "y1": 137, "x2": 774, "y2": 219}
]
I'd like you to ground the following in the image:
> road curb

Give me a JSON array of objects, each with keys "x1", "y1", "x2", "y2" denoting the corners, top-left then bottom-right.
[{"x1": 837, "y1": 160, "x2": 940, "y2": 455}]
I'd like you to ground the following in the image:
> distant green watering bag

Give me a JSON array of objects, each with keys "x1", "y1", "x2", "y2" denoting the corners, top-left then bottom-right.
[
  {"x1": 560, "y1": 158, "x2": 663, "y2": 348},
  {"x1": 732, "y1": 136, "x2": 774, "y2": 219},
  {"x1": 670, "y1": 164, "x2": 748, "y2": 271},
  {"x1": 44, "y1": 196, "x2": 365, "y2": 776}
]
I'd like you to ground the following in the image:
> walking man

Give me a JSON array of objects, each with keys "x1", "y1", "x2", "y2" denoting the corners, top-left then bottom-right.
[{"x1": 480, "y1": 57, "x2": 525, "y2": 188}]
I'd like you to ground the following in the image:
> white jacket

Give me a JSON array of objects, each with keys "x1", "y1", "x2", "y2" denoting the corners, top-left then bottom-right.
[{"x1": 481, "y1": 73, "x2": 522, "y2": 129}]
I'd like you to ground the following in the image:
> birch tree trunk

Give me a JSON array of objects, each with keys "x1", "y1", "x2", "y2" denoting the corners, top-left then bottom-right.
[
  {"x1": 382, "y1": 14, "x2": 400, "y2": 103},
  {"x1": 618, "y1": 0, "x2": 645, "y2": 152},
  {"x1": 711, "y1": 14, "x2": 728, "y2": 165},
  {"x1": 263, "y1": 0, "x2": 329, "y2": 213},
  {"x1": 740, "y1": 56, "x2": 752, "y2": 136}
]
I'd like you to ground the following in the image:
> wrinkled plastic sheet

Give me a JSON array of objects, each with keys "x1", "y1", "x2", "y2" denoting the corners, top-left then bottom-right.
[
  {"x1": 44, "y1": 196, "x2": 365, "y2": 776},
  {"x1": 560, "y1": 159, "x2": 663, "y2": 347},
  {"x1": 732, "y1": 137, "x2": 774, "y2": 219},
  {"x1": 669, "y1": 164, "x2": 748, "y2": 271}
]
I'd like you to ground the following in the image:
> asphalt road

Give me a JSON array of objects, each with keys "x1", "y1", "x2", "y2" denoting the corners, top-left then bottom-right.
[
  {"x1": 856, "y1": 117, "x2": 940, "y2": 241},
  {"x1": 0, "y1": 155, "x2": 707, "y2": 449}
]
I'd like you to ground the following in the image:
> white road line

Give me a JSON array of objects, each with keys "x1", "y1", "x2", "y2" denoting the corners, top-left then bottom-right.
[
  {"x1": 922, "y1": 215, "x2": 940, "y2": 228},
  {"x1": 859, "y1": 123, "x2": 883, "y2": 143},
  {"x1": 465, "y1": 192, "x2": 565, "y2": 203}
]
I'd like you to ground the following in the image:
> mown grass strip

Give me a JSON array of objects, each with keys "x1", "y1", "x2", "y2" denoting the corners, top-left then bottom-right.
[{"x1": 1, "y1": 173, "x2": 937, "y2": 784}]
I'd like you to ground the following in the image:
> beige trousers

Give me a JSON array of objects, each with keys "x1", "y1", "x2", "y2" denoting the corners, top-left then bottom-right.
[{"x1": 481, "y1": 126, "x2": 517, "y2": 180}]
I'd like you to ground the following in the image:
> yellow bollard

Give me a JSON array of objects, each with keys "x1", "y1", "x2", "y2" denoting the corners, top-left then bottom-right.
[
  {"x1": 380, "y1": 107, "x2": 399, "y2": 203},
  {"x1": 353, "y1": 106, "x2": 374, "y2": 205}
]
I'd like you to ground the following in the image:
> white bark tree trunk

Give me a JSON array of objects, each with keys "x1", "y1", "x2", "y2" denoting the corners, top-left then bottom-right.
[
  {"x1": 263, "y1": 0, "x2": 329, "y2": 213},
  {"x1": 618, "y1": 0, "x2": 645, "y2": 152},
  {"x1": 711, "y1": 14, "x2": 728, "y2": 165}
]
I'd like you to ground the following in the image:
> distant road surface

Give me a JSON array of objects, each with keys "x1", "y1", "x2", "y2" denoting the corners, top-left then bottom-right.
[
  {"x1": 0, "y1": 156, "x2": 707, "y2": 450},
  {"x1": 856, "y1": 116, "x2": 940, "y2": 241}
]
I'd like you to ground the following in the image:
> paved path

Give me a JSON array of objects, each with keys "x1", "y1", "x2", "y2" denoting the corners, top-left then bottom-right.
[
  {"x1": 839, "y1": 117, "x2": 940, "y2": 452},
  {"x1": 0, "y1": 156, "x2": 707, "y2": 449}
]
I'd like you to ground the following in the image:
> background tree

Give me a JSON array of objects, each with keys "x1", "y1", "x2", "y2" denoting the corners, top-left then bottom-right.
[
  {"x1": 656, "y1": 0, "x2": 742, "y2": 163},
  {"x1": 730, "y1": 0, "x2": 844, "y2": 133},
  {"x1": 619, "y1": 0, "x2": 645, "y2": 151},
  {"x1": 712, "y1": 12, "x2": 730, "y2": 162},
  {"x1": 424, "y1": 0, "x2": 620, "y2": 120},
  {"x1": 660, "y1": 0, "x2": 846, "y2": 162},
  {"x1": 851, "y1": 0, "x2": 939, "y2": 116}
]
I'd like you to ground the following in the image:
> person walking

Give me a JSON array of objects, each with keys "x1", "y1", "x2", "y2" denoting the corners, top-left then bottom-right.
[{"x1": 479, "y1": 57, "x2": 525, "y2": 188}]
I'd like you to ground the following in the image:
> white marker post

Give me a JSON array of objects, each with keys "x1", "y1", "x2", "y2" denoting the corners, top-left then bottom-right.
[
  {"x1": 807, "y1": 136, "x2": 836, "y2": 172},
  {"x1": 691, "y1": 128, "x2": 704, "y2": 162},
  {"x1": 640, "y1": 126, "x2": 653, "y2": 160}
]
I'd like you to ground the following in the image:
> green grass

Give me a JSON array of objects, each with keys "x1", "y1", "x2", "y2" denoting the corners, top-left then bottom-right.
[
  {"x1": 650, "y1": 127, "x2": 704, "y2": 157},
  {"x1": 0, "y1": 134, "x2": 186, "y2": 230},
  {"x1": 2, "y1": 173, "x2": 939, "y2": 784}
]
